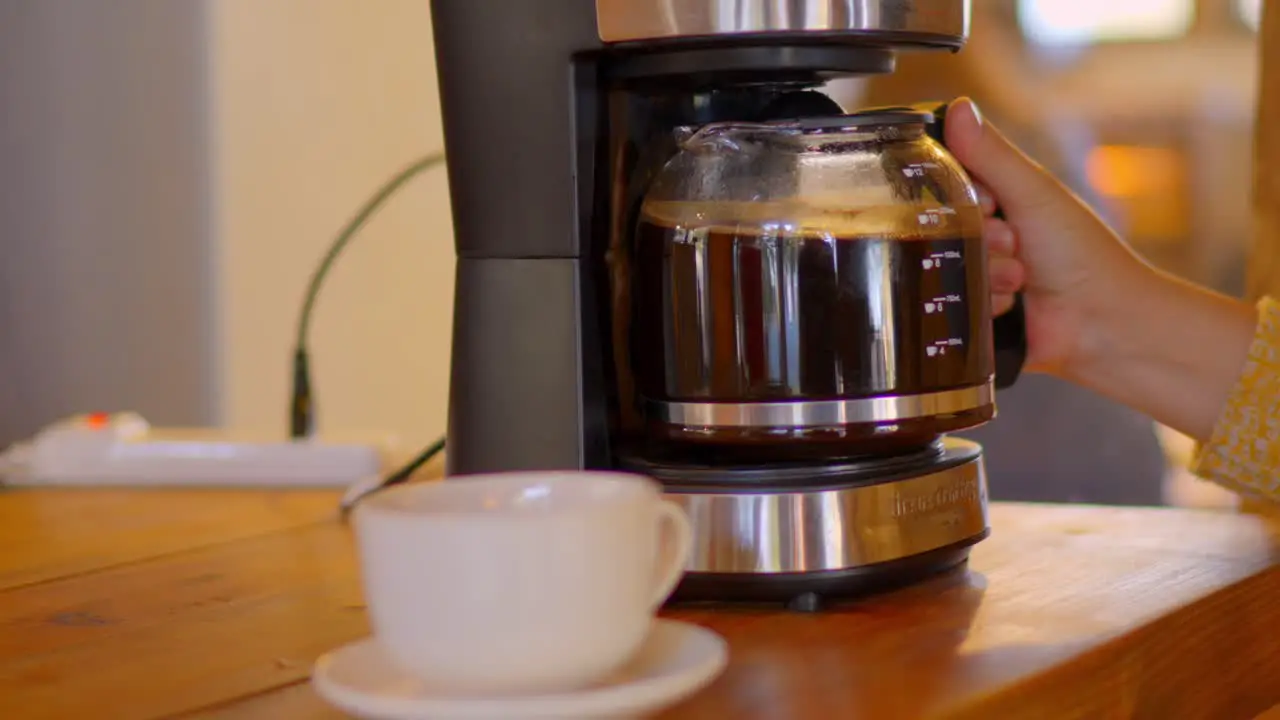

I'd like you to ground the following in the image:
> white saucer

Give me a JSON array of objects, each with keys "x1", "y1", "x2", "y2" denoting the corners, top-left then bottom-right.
[{"x1": 311, "y1": 619, "x2": 729, "y2": 719}]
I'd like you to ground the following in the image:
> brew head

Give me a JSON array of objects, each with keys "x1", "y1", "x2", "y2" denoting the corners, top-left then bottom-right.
[
  {"x1": 595, "y1": 0, "x2": 971, "y2": 51},
  {"x1": 596, "y1": 0, "x2": 973, "y2": 89}
]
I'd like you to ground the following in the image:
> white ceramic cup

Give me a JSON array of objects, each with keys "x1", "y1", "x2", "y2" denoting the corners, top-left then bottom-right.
[{"x1": 351, "y1": 471, "x2": 694, "y2": 696}]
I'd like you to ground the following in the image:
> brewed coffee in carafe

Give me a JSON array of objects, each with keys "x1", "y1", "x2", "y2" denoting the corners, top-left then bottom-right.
[{"x1": 628, "y1": 112, "x2": 996, "y2": 463}]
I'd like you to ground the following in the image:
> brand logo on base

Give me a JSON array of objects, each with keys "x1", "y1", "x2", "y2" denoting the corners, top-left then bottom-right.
[{"x1": 893, "y1": 473, "x2": 984, "y2": 519}]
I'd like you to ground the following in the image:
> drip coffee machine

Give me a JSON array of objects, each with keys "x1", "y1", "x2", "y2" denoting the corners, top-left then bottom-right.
[{"x1": 431, "y1": 0, "x2": 1027, "y2": 611}]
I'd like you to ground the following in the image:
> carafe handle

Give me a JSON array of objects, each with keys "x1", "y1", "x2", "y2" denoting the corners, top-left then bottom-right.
[
  {"x1": 916, "y1": 100, "x2": 1028, "y2": 390},
  {"x1": 990, "y1": 282, "x2": 1028, "y2": 390}
]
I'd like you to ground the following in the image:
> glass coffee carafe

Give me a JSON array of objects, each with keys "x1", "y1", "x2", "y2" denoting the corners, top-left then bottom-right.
[{"x1": 628, "y1": 109, "x2": 997, "y2": 462}]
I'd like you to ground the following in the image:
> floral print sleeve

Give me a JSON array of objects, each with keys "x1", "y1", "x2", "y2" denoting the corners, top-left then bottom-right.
[{"x1": 1194, "y1": 296, "x2": 1280, "y2": 499}]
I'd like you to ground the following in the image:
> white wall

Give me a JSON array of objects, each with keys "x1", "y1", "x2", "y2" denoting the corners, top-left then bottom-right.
[
  {"x1": 206, "y1": 0, "x2": 454, "y2": 444},
  {"x1": 0, "y1": 0, "x2": 455, "y2": 447}
]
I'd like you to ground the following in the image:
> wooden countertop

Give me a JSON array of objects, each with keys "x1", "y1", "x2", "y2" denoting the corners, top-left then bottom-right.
[{"x1": 4, "y1": 488, "x2": 1280, "y2": 719}]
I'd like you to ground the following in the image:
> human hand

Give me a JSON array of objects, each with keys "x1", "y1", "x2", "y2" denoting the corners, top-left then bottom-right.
[
  {"x1": 943, "y1": 97, "x2": 1256, "y2": 443},
  {"x1": 943, "y1": 97, "x2": 1152, "y2": 378}
]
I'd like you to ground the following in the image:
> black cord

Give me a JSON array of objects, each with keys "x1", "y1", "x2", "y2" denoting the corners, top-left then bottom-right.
[
  {"x1": 339, "y1": 436, "x2": 447, "y2": 518},
  {"x1": 288, "y1": 153, "x2": 449, "y2": 509},
  {"x1": 382, "y1": 436, "x2": 447, "y2": 487},
  {"x1": 290, "y1": 153, "x2": 447, "y2": 438}
]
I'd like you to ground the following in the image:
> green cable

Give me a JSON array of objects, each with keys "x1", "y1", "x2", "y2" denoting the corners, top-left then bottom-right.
[
  {"x1": 288, "y1": 152, "x2": 450, "y2": 507},
  {"x1": 296, "y1": 153, "x2": 447, "y2": 350},
  {"x1": 290, "y1": 152, "x2": 447, "y2": 439}
]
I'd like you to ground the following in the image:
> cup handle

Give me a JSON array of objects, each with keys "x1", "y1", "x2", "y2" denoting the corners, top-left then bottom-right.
[{"x1": 648, "y1": 500, "x2": 694, "y2": 610}]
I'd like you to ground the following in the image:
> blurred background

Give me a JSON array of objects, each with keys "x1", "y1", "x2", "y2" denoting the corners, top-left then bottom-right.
[{"x1": 0, "y1": 0, "x2": 1263, "y2": 508}]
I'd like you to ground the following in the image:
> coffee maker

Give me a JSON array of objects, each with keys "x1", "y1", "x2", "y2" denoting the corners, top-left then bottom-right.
[{"x1": 431, "y1": 0, "x2": 1027, "y2": 611}]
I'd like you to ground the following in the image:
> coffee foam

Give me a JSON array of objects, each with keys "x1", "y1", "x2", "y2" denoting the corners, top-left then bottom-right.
[{"x1": 639, "y1": 200, "x2": 982, "y2": 240}]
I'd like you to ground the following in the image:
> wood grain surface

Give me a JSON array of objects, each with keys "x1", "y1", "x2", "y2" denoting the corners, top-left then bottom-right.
[
  {"x1": 0, "y1": 488, "x2": 339, "y2": 591},
  {"x1": 3, "y1": 490, "x2": 1280, "y2": 720}
]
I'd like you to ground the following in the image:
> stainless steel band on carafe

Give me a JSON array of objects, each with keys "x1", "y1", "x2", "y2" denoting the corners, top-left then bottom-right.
[
  {"x1": 431, "y1": 0, "x2": 1025, "y2": 612},
  {"x1": 650, "y1": 383, "x2": 994, "y2": 429}
]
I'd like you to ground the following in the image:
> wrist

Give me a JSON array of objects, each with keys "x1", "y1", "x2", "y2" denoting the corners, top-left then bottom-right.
[
  {"x1": 1060, "y1": 264, "x2": 1257, "y2": 442},
  {"x1": 1060, "y1": 259, "x2": 1168, "y2": 384}
]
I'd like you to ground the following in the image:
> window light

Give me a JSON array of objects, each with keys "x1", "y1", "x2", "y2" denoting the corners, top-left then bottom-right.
[
  {"x1": 1238, "y1": 0, "x2": 1261, "y2": 31},
  {"x1": 1019, "y1": 0, "x2": 1195, "y2": 46}
]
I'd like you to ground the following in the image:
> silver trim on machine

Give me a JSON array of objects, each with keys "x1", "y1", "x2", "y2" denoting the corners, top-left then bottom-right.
[
  {"x1": 595, "y1": 0, "x2": 971, "y2": 44},
  {"x1": 666, "y1": 441, "x2": 989, "y2": 574},
  {"x1": 649, "y1": 382, "x2": 993, "y2": 428}
]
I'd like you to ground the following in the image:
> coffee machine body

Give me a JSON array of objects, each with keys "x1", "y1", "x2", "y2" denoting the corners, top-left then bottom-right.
[{"x1": 431, "y1": 0, "x2": 1027, "y2": 610}]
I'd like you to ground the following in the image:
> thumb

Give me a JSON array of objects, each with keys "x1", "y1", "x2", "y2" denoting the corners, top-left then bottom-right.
[{"x1": 943, "y1": 98, "x2": 1059, "y2": 215}]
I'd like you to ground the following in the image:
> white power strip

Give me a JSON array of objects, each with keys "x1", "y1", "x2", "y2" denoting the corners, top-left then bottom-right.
[{"x1": 0, "y1": 412, "x2": 391, "y2": 489}]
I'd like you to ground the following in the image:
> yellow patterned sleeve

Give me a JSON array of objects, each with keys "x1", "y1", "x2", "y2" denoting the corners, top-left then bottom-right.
[{"x1": 1193, "y1": 296, "x2": 1280, "y2": 499}]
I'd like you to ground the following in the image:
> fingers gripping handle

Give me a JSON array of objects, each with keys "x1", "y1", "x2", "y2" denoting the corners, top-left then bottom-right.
[
  {"x1": 917, "y1": 100, "x2": 1028, "y2": 390},
  {"x1": 648, "y1": 501, "x2": 694, "y2": 610}
]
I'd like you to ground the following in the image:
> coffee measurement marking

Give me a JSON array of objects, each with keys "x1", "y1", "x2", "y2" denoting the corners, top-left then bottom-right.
[
  {"x1": 925, "y1": 337, "x2": 964, "y2": 357},
  {"x1": 916, "y1": 207, "x2": 956, "y2": 227},
  {"x1": 902, "y1": 162, "x2": 942, "y2": 179},
  {"x1": 923, "y1": 294, "x2": 963, "y2": 314},
  {"x1": 921, "y1": 249, "x2": 962, "y2": 270}
]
